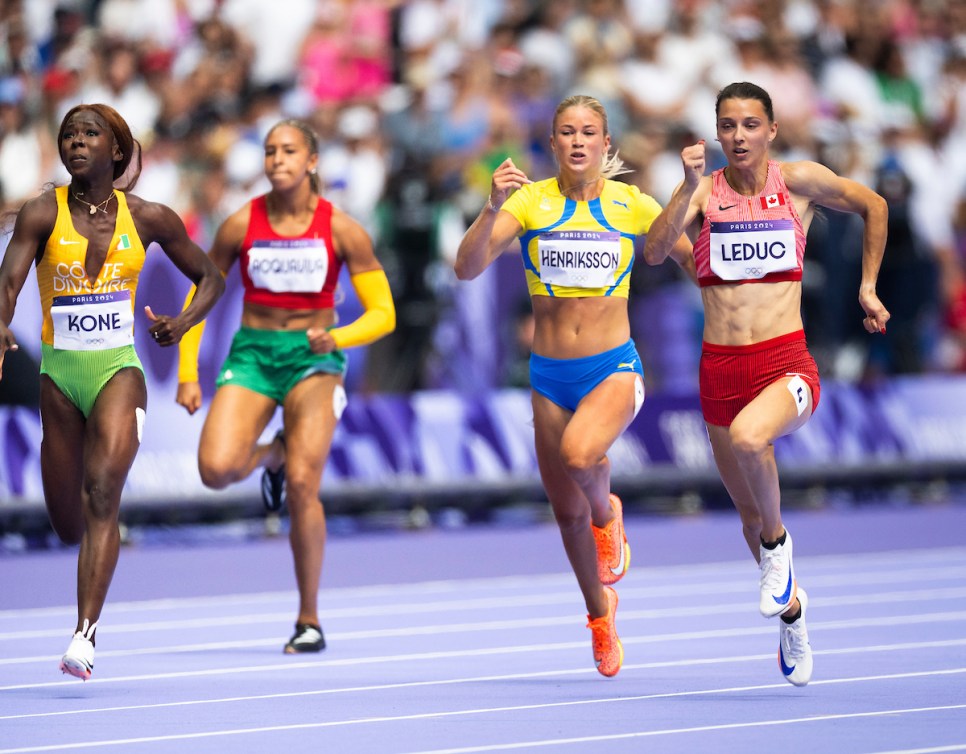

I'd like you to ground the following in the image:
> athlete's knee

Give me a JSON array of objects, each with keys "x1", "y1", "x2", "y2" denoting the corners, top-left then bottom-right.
[
  {"x1": 559, "y1": 442, "x2": 605, "y2": 484},
  {"x1": 197, "y1": 452, "x2": 244, "y2": 489},
  {"x1": 728, "y1": 420, "x2": 770, "y2": 461},
  {"x1": 283, "y1": 467, "x2": 322, "y2": 508},
  {"x1": 198, "y1": 463, "x2": 237, "y2": 490},
  {"x1": 83, "y1": 481, "x2": 121, "y2": 523}
]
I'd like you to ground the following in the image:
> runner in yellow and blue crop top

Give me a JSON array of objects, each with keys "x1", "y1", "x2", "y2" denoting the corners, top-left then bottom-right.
[
  {"x1": 176, "y1": 119, "x2": 395, "y2": 655},
  {"x1": 643, "y1": 81, "x2": 891, "y2": 687},
  {"x1": 0, "y1": 103, "x2": 224, "y2": 680},
  {"x1": 455, "y1": 94, "x2": 694, "y2": 678}
]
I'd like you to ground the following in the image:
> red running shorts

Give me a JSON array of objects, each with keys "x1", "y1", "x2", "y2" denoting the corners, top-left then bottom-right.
[{"x1": 699, "y1": 329, "x2": 820, "y2": 427}]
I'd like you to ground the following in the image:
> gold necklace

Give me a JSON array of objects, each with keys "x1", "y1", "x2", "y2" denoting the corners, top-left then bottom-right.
[{"x1": 72, "y1": 191, "x2": 114, "y2": 215}]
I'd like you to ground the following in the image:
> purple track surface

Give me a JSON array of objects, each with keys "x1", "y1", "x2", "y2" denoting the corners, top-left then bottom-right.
[{"x1": 2, "y1": 503, "x2": 966, "y2": 753}]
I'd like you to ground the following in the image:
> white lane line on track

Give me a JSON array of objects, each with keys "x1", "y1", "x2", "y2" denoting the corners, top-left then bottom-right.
[
  {"x1": 3, "y1": 547, "x2": 965, "y2": 622},
  {"x1": 870, "y1": 746, "x2": 966, "y2": 753},
  {"x1": 1, "y1": 640, "x2": 964, "y2": 721},
  {"x1": 0, "y1": 674, "x2": 964, "y2": 753},
  {"x1": 403, "y1": 705, "x2": 966, "y2": 754},
  {"x1": 2, "y1": 598, "x2": 966, "y2": 672},
  {"x1": 2, "y1": 606, "x2": 965, "y2": 676},
  {"x1": 2, "y1": 624, "x2": 965, "y2": 696},
  {"x1": 3, "y1": 582, "x2": 966, "y2": 644}
]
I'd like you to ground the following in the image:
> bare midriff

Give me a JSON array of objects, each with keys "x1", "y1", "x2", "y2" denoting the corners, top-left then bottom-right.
[{"x1": 531, "y1": 295, "x2": 630, "y2": 359}]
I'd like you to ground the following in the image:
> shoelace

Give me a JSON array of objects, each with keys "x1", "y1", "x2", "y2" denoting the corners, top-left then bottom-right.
[
  {"x1": 759, "y1": 549, "x2": 786, "y2": 591},
  {"x1": 586, "y1": 616, "x2": 611, "y2": 656},
  {"x1": 782, "y1": 620, "x2": 808, "y2": 658}
]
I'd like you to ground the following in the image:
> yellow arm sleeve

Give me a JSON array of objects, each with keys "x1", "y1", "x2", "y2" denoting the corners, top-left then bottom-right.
[
  {"x1": 330, "y1": 268, "x2": 396, "y2": 349},
  {"x1": 177, "y1": 285, "x2": 207, "y2": 383}
]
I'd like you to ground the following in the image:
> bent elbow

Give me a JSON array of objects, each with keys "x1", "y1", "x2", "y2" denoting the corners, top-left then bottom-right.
[
  {"x1": 641, "y1": 245, "x2": 664, "y2": 266},
  {"x1": 202, "y1": 270, "x2": 226, "y2": 297},
  {"x1": 453, "y1": 260, "x2": 477, "y2": 281}
]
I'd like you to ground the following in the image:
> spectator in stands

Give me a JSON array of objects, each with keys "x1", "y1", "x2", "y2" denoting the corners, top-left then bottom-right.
[
  {"x1": 80, "y1": 43, "x2": 160, "y2": 140},
  {"x1": 218, "y1": 0, "x2": 315, "y2": 90},
  {"x1": 0, "y1": 76, "x2": 57, "y2": 211},
  {"x1": 643, "y1": 81, "x2": 891, "y2": 687},
  {"x1": 175, "y1": 118, "x2": 395, "y2": 654},
  {"x1": 0, "y1": 103, "x2": 224, "y2": 679},
  {"x1": 455, "y1": 94, "x2": 693, "y2": 677}
]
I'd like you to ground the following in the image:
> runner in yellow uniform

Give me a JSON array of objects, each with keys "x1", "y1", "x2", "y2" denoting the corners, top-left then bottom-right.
[
  {"x1": 456, "y1": 94, "x2": 694, "y2": 677},
  {"x1": 0, "y1": 103, "x2": 224, "y2": 679}
]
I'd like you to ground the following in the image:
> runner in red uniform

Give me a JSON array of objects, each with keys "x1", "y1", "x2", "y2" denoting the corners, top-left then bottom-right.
[{"x1": 644, "y1": 82, "x2": 891, "y2": 686}]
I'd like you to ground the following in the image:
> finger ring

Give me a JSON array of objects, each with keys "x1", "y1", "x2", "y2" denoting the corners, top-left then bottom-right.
[{"x1": 153, "y1": 332, "x2": 160, "y2": 340}]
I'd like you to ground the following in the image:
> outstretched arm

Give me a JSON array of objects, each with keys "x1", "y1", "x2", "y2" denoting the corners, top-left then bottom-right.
[
  {"x1": 454, "y1": 157, "x2": 528, "y2": 281},
  {"x1": 784, "y1": 160, "x2": 890, "y2": 334},
  {"x1": 643, "y1": 140, "x2": 707, "y2": 266}
]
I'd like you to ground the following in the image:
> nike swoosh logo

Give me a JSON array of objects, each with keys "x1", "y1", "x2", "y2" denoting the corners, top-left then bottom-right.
[
  {"x1": 611, "y1": 538, "x2": 626, "y2": 576},
  {"x1": 718, "y1": 204, "x2": 737, "y2": 211},
  {"x1": 779, "y1": 644, "x2": 795, "y2": 675},
  {"x1": 772, "y1": 570, "x2": 794, "y2": 605},
  {"x1": 59, "y1": 237, "x2": 81, "y2": 245}
]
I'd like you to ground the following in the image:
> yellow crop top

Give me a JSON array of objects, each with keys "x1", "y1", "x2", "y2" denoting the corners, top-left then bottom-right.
[
  {"x1": 36, "y1": 186, "x2": 147, "y2": 349},
  {"x1": 501, "y1": 177, "x2": 662, "y2": 298}
]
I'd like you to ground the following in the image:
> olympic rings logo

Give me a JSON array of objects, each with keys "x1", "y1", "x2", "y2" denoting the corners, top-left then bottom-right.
[
  {"x1": 84, "y1": 338, "x2": 106, "y2": 345},
  {"x1": 745, "y1": 267, "x2": 763, "y2": 277}
]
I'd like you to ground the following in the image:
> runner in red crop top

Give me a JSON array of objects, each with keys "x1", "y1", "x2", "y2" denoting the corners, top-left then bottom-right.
[
  {"x1": 693, "y1": 160, "x2": 807, "y2": 287},
  {"x1": 643, "y1": 82, "x2": 891, "y2": 689},
  {"x1": 238, "y1": 193, "x2": 341, "y2": 309}
]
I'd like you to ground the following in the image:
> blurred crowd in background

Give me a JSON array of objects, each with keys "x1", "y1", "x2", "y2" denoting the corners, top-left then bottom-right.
[{"x1": 1, "y1": 0, "x2": 965, "y2": 397}]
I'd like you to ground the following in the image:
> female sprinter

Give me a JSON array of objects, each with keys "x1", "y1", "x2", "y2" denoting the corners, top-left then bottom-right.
[
  {"x1": 455, "y1": 94, "x2": 693, "y2": 677},
  {"x1": 643, "y1": 81, "x2": 891, "y2": 686},
  {"x1": 176, "y1": 119, "x2": 395, "y2": 653},
  {"x1": 0, "y1": 103, "x2": 224, "y2": 679}
]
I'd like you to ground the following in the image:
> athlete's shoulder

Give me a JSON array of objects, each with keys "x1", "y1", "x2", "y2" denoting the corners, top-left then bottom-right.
[
  {"x1": 602, "y1": 180, "x2": 663, "y2": 226},
  {"x1": 215, "y1": 201, "x2": 254, "y2": 246},
  {"x1": 602, "y1": 179, "x2": 653, "y2": 204},
  {"x1": 123, "y1": 192, "x2": 176, "y2": 224},
  {"x1": 13, "y1": 189, "x2": 58, "y2": 237},
  {"x1": 21, "y1": 187, "x2": 58, "y2": 214},
  {"x1": 513, "y1": 177, "x2": 556, "y2": 202},
  {"x1": 777, "y1": 159, "x2": 841, "y2": 199}
]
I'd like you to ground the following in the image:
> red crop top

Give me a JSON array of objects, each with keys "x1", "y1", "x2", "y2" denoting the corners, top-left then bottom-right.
[
  {"x1": 239, "y1": 195, "x2": 342, "y2": 309},
  {"x1": 693, "y1": 161, "x2": 806, "y2": 288}
]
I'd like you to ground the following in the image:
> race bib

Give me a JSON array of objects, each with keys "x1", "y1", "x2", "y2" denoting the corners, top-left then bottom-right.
[
  {"x1": 537, "y1": 231, "x2": 621, "y2": 289},
  {"x1": 51, "y1": 290, "x2": 133, "y2": 350},
  {"x1": 248, "y1": 240, "x2": 328, "y2": 293},
  {"x1": 709, "y1": 220, "x2": 797, "y2": 281}
]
